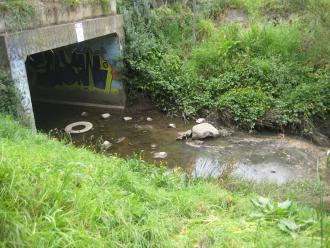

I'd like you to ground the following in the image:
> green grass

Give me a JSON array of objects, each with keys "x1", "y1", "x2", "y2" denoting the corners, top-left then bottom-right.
[{"x1": 0, "y1": 115, "x2": 329, "y2": 247}]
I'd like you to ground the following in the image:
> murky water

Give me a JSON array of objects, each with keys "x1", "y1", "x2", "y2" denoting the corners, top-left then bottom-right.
[{"x1": 34, "y1": 103, "x2": 329, "y2": 184}]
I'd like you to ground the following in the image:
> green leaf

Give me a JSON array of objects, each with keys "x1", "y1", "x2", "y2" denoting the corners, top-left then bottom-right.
[{"x1": 278, "y1": 219, "x2": 299, "y2": 232}]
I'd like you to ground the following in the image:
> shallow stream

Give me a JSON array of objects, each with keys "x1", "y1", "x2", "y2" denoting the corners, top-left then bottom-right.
[{"x1": 34, "y1": 103, "x2": 329, "y2": 185}]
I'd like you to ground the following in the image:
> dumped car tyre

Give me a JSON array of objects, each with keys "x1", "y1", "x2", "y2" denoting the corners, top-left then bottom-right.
[{"x1": 64, "y1": 121, "x2": 93, "y2": 134}]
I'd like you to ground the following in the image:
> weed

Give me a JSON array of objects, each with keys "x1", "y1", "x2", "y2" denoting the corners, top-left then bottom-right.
[
  {"x1": 0, "y1": 0, "x2": 36, "y2": 31},
  {"x1": 0, "y1": 71, "x2": 18, "y2": 117}
]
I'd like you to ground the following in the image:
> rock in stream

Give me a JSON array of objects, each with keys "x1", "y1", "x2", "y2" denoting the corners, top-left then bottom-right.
[{"x1": 192, "y1": 123, "x2": 219, "y2": 140}]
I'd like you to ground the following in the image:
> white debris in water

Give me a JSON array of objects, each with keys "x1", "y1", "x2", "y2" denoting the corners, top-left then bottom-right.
[
  {"x1": 101, "y1": 141, "x2": 112, "y2": 149},
  {"x1": 196, "y1": 118, "x2": 206, "y2": 124},
  {"x1": 154, "y1": 152, "x2": 167, "y2": 159},
  {"x1": 168, "y1": 123, "x2": 176, "y2": 128},
  {"x1": 123, "y1": 117, "x2": 133, "y2": 121},
  {"x1": 150, "y1": 144, "x2": 158, "y2": 149},
  {"x1": 101, "y1": 113, "x2": 111, "y2": 119},
  {"x1": 116, "y1": 137, "x2": 126, "y2": 143},
  {"x1": 81, "y1": 112, "x2": 88, "y2": 117},
  {"x1": 146, "y1": 117, "x2": 153, "y2": 122}
]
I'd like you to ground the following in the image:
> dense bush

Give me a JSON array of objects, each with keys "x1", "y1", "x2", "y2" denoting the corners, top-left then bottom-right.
[
  {"x1": 217, "y1": 88, "x2": 271, "y2": 129},
  {"x1": 0, "y1": 71, "x2": 18, "y2": 117},
  {"x1": 277, "y1": 81, "x2": 330, "y2": 128},
  {"x1": 119, "y1": 0, "x2": 330, "y2": 132}
]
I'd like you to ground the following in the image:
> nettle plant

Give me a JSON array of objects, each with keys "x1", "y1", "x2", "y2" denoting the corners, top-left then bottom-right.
[{"x1": 250, "y1": 196, "x2": 316, "y2": 237}]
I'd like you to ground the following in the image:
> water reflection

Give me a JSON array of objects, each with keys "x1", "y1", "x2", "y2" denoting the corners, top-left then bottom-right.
[{"x1": 192, "y1": 157, "x2": 222, "y2": 179}]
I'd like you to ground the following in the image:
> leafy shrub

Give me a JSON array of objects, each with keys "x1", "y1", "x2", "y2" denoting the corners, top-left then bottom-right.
[
  {"x1": 150, "y1": 5, "x2": 193, "y2": 49},
  {"x1": 120, "y1": 0, "x2": 330, "y2": 132},
  {"x1": 217, "y1": 87, "x2": 271, "y2": 129},
  {"x1": 242, "y1": 23, "x2": 302, "y2": 60},
  {"x1": 277, "y1": 81, "x2": 330, "y2": 127},
  {"x1": 0, "y1": 71, "x2": 18, "y2": 117},
  {"x1": 196, "y1": 19, "x2": 215, "y2": 42},
  {"x1": 191, "y1": 23, "x2": 303, "y2": 78},
  {"x1": 197, "y1": 0, "x2": 244, "y2": 20},
  {"x1": 191, "y1": 24, "x2": 243, "y2": 78},
  {"x1": 221, "y1": 57, "x2": 310, "y2": 96}
]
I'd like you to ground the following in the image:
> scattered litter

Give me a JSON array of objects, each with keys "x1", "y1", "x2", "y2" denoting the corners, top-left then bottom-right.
[
  {"x1": 101, "y1": 113, "x2": 111, "y2": 119},
  {"x1": 81, "y1": 112, "x2": 88, "y2": 117},
  {"x1": 65, "y1": 121, "x2": 93, "y2": 134},
  {"x1": 123, "y1": 117, "x2": 133, "y2": 121},
  {"x1": 101, "y1": 141, "x2": 112, "y2": 149},
  {"x1": 154, "y1": 152, "x2": 168, "y2": 159}
]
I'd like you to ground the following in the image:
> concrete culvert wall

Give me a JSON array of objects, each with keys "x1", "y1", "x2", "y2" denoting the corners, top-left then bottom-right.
[{"x1": 0, "y1": 0, "x2": 124, "y2": 129}]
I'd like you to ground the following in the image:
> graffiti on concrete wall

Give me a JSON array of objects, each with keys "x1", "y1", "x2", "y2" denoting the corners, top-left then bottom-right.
[{"x1": 26, "y1": 48, "x2": 122, "y2": 94}]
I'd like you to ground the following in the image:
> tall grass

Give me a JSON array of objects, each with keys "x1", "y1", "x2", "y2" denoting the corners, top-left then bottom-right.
[{"x1": 0, "y1": 116, "x2": 329, "y2": 247}]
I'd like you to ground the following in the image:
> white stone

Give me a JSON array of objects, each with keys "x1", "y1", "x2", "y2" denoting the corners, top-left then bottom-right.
[
  {"x1": 116, "y1": 137, "x2": 126, "y2": 143},
  {"x1": 150, "y1": 144, "x2": 158, "y2": 149},
  {"x1": 196, "y1": 118, "x2": 206, "y2": 124},
  {"x1": 101, "y1": 140, "x2": 112, "y2": 149},
  {"x1": 81, "y1": 112, "x2": 88, "y2": 117},
  {"x1": 123, "y1": 116, "x2": 133, "y2": 121},
  {"x1": 101, "y1": 113, "x2": 111, "y2": 119},
  {"x1": 146, "y1": 117, "x2": 153, "y2": 122},
  {"x1": 192, "y1": 123, "x2": 219, "y2": 140},
  {"x1": 154, "y1": 152, "x2": 168, "y2": 159},
  {"x1": 168, "y1": 123, "x2": 176, "y2": 128}
]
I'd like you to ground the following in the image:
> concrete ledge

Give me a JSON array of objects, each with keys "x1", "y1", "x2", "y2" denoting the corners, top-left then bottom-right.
[
  {"x1": 0, "y1": 0, "x2": 117, "y2": 34},
  {"x1": 3, "y1": 15, "x2": 124, "y2": 61}
]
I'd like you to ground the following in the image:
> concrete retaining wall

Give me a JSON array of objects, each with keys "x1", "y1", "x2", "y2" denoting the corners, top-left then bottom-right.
[{"x1": 0, "y1": 0, "x2": 117, "y2": 34}]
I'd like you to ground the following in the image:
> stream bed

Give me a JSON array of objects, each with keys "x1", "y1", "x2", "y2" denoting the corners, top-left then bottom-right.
[{"x1": 34, "y1": 103, "x2": 330, "y2": 185}]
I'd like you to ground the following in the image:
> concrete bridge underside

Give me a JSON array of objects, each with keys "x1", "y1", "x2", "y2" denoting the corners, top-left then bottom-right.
[{"x1": 0, "y1": 14, "x2": 125, "y2": 129}]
